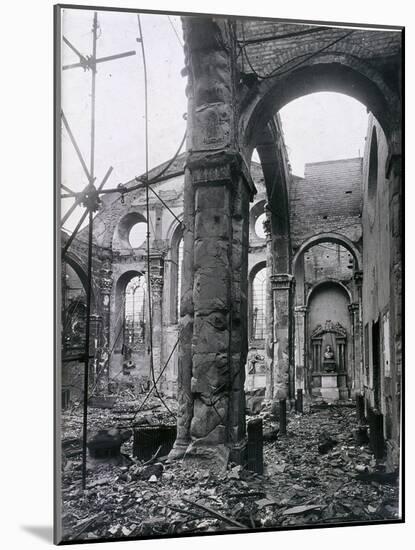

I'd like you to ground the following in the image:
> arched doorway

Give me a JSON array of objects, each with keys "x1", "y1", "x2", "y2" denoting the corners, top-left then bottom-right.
[{"x1": 293, "y1": 235, "x2": 362, "y2": 401}]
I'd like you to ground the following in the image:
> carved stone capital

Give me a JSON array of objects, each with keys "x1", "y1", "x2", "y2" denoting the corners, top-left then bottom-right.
[
  {"x1": 271, "y1": 273, "x2": 294, "y2": 291},
  {"x1": 100, "y1": 277, "x2": 113, "y2": 293},
  {"x1": 186, "y1": 150, "x2": 256, "y2": 199},
  {"x1": 311, "y1": 320, "x2": 347, "y2": 339}
]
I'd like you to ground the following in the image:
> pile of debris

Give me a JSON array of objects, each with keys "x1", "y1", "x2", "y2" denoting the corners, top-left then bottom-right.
[{"x1": 60, "y1": 403, "x2": 400, "y2": 542}]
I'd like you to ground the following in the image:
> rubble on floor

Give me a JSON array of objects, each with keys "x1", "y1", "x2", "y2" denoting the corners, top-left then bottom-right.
[{"x1": 60, "y1": 401, "x2": 400, "y2": 542}]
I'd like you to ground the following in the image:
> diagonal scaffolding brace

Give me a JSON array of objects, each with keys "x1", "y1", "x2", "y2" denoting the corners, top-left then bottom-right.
[{"x1": 60, "y1": 11, "x2": 183, "y2": 490}]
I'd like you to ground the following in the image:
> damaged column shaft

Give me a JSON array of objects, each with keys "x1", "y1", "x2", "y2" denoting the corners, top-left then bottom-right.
[
  {"x1": 188, "y1": 156, "x2": 252, "y2": 466},
  {"x1": 263, "y1": 210, "x2": 274, "y2": 400}
]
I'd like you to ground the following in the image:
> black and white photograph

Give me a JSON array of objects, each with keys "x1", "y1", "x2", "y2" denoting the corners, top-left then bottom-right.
[{"x1": 54, "y1": 3, "x2": 403, "y2": 544}]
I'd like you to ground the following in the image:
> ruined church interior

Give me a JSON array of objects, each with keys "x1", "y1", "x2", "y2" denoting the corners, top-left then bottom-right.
[{"x1": 58, "y1": 11, "x2": 403, "y2": 541}]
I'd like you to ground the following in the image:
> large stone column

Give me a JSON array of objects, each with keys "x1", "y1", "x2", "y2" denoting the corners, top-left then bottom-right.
[
  {"x1": 271, "y1": 274, "x2": 295, "y2": 401},
  {"x1": 185, "y1": 153, "x2": 253, "y2": 468},
  {"x1": 171, "y1": 16, "x2": 255, "y2": 470},
  {"x1": 98, "y1": 253, "x2": 113, "y2": 346},
  {"x1": 263, "y1": 210, "x2": 274, "y2": 400},
  {"x1": 95, "y1": 253, "x2": 113, "y2": 389}
]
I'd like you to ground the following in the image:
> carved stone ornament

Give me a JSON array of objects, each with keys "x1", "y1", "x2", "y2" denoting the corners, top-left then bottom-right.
[
  {"x1": 99, "y1": 258, "x2": 113, "y2": 295},
  {"x1": 150, "y1": 274, "x2": 164, "y2": 298},
  {"x1": 311, "y1": 320, "x2": 347, "y2": 339}
]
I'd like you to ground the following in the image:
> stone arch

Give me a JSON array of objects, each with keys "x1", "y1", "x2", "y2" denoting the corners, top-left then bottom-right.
[
  {"x1": 306, "y1": 278, "x2": 352, "y2": 306},
  {"x1": 306, "y1": 280, "x2": 354, "y2": 394},
  {"x1": 248, "y1": 260, "x2": 267, "y2": 286},
  {"x1": 293, "y1": 232, "x2": 362, "y2": 273},
  {"x1": 240, "y1": 52, "x2": 401, "y2": 159},
  {"x1": 254, "y1": 119, "x2": 291, "y2": 273},
  {"x1": 165, "y1": 213, "x2": 184, "y2": 244},
  {"x1": 63, "y1": 251, "x2": 98, "y2": 310},
  {"x1": 112, "y1": 269, "x2": 145, "y2": 354}
]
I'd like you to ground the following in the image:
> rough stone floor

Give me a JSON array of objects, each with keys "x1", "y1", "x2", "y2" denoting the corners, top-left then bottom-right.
[{"x1": 60, "y1": 400, "x2": 400, "y2": 542}]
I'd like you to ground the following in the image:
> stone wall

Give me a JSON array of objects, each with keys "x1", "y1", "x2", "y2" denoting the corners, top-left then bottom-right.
[
  {"x1": 62, "y1": 151, "x2": 366, "y2": 401},
  {"x1": 361, "y1": 114, "x2": 400, "y2": 466}
]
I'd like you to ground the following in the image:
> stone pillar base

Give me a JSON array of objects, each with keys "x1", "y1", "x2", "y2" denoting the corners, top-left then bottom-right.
[
  {"x1": 182, "y1": 443, "x2": 231, "y2": 474},
  {"x1": 229, "y1": 438, "x2": 247, "y2": 467},
  {"x1": 167, "y1": 441, "x2": 189, "y2": 461}
]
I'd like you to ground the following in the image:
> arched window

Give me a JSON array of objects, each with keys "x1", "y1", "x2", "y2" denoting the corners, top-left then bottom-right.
[
  {"x1": 177, "y1": 237, "x2": 184, "y2": 321},
  {"x1": 252, "y1": 267, "x2": 266, "y2": 340},
  {"x1": 169, "y1": 222, "x2": 184, "y2": 324},
  {"x1": 124, "y1": 274, "x2": 146, "y2": 353}
]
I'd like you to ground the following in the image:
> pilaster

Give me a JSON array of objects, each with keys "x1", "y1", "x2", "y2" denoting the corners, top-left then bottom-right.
[{"x1": 271, "y1": 273, "x2": 295, "y2": 400}]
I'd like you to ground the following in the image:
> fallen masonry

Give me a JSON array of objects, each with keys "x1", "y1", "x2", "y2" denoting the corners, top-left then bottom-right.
[{"x1": 61, "y1": 401, "x2": 400, "y2": 541}]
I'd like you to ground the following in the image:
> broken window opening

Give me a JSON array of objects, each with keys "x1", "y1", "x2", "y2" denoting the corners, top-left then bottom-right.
[
  {"x1": 124, "y1": 274, "x2": 146, "y2": 354},
  {"x1": 252, "y1": 267, "x2": 266, "y2": 340}
]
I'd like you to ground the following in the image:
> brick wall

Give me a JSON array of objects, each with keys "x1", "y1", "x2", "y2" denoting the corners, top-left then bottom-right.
[
  {"x1": 290, "y1": 158, "x2": 363, "y2": 249},
  {"x1": 304, "y1": 242, "x2": 354, "y2": 285}
]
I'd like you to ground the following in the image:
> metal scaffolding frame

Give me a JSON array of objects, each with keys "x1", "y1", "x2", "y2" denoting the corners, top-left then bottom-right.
[{"x1": 59, "y1": 11, "x2": 183, "y2": 489}]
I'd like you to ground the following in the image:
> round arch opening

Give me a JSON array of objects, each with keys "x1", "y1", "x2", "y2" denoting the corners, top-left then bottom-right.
[
  {"x1": 293, "y1": 233, "x2": 361, "y2": 274},
  {"x1": 115, "y1": 212, "x2": 147, "y2": 250},
  {"x1": 243, "y1": 60, "x2": 395, "y2": 158}
]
